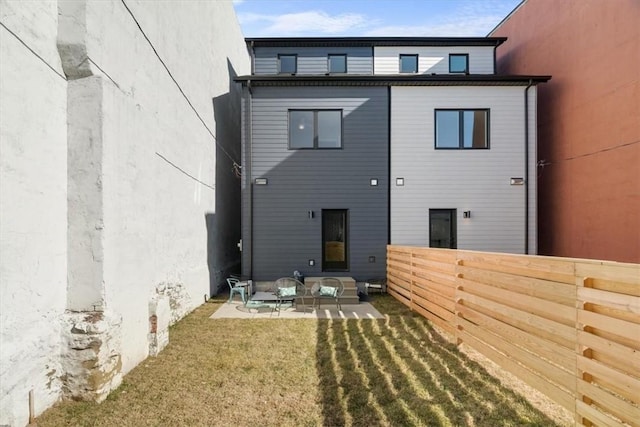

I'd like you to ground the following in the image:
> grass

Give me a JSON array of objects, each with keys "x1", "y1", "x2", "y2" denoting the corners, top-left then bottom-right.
[{"x1": 37, "y1": 294, "x2": 564, "y2": 426}]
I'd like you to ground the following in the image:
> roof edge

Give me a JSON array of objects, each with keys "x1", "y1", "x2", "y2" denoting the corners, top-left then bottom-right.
[{"x1": 245, "y1": 36, "x2": 507, "y2": 47}]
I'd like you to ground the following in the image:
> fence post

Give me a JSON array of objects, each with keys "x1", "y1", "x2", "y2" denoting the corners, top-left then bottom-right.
[
  {"x1": 409, "y1": 248, "x2": 414, "y2": 311},
  {"x1": 575, "y1": 275, "x2": 592, "y2": 427},
  {"x1": 455, "y1": 256, "x2": 463, "y2": 346}
]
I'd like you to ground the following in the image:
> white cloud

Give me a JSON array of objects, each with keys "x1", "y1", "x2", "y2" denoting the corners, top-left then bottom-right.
[
  {"x1": 238, "y1": 10, "x2": 371, "y2": 36},
  {"x1": 232, "y1": 0, "x2": 245, "y2": 5},
  {"x1": 365, "y1": 1, "x2": 512, "y2": 37}
]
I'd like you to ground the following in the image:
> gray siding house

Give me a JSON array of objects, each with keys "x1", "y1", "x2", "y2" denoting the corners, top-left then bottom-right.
[{"x1": 236, "y1": 37, "x2": 549, "y2": 282}]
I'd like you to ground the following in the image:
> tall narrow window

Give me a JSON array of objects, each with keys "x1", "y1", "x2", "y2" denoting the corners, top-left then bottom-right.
[
  {"x1": 449, "y1": 54, "x2": 469, "y2": 73},
  {"x1": 429, "y1": 209, "x2": 457, "y2": 249},
  {"x1": 278, "y1": 54, "x2": 297, "y2": 74},
  {"x1": 400, "y1": 54, "x2": 418, "y2": 73},
  {"x1": 323, "y1": 209, "x2": 348, "y2": 271},
  {"x1": 289, "y1": 110, "x2": 342, "y2": 149},
  {"x1": 328, "y1": 54, "x2": 347, "y2": 73},
  {"x1": 435, "y1": 109, "x2": 489, "y2": 149}
]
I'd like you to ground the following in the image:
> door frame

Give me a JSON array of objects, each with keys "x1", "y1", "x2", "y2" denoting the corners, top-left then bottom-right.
[{"x1": 322, "y1": 209, "x2": 349, "y2": 271}]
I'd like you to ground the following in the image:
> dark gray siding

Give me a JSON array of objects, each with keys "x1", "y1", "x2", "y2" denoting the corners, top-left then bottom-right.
[
  {"x1": 254, "y1": 47, "x2": 373, "y2": 75},
  {"x1": 246, "y1": 86, "x2": 388, "y2": 281}
]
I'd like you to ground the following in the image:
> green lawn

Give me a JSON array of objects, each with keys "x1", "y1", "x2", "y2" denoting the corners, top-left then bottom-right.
[{"x1": 37, "y1": 294, "x2": 563, "y2": 426}]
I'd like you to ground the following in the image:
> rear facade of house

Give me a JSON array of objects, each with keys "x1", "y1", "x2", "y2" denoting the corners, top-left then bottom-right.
[{"x1": 237, "y1": 37, "x2": 549, "y2": 282}]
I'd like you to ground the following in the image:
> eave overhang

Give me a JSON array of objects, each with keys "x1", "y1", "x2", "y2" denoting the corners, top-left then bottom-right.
[
  {"x1": 234, "y1": 74, "x2": 551, "y2": 87},
  {"x1": 245, "y1": 36, "x2": 507, "y2": 48}
]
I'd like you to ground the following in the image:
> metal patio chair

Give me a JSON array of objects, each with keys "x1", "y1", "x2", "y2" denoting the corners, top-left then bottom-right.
[
  {"x1": 311, "y1": 277, "x2": 344, "y2": 311},
  {"x1": 226, "y1": 277, "x2": 250, "y2": 305},
  {"x1": 273, "y1": 277, "x2": 308, "y2": 314}
]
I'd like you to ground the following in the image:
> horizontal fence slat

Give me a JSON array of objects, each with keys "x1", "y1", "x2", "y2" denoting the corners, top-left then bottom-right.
[
  {"x1": 458, "y1": 252, "x2": 576, "y2": 284},
  {"x1": 576, "y1": 262, "x2": 640, "y2": 287},
  {"x1": 575, "y1": 400, "x2": 627, "y2": 427},
  {"x1": 578, "y1": 309, "x2": 640, "y2": 350},
  {"x1": 578, "y1": 286, "x2": 640, "y2": 314},
  {"x1": 412, "y1": 277, "x2": 455, "y2": 299},
  {"x1": 458, "y1": 290, "x2": 576, "y2": 348},
  {"x1": 458, "y1": 265, "x2": 576, "y2": 306},
  {"x1": 458, "y1": 330, "x2": 575, "y2": 412},
  {"x1": 577, "y1": 356, "x2": 640, "y2": 404},
  {"x1": 412, "y1": 294, "x2": 454, "y2": 323},
  {"x1": 577, "y1": 330, "x2": 640, "y2": 378},
  {"x1": 458, "y1": 303, "x2": 575, "y2": 370},
  {"x1": 413, "y1": 285, "x2": 455, "y2": 312},
  {"x1": 412, "y1": 303, "x2": 456, "y2": 336},
  {"x1": 458, "y1": 316, "x2": 575, "y2": 392},
  {"x1": 458, "y1": 276, "x2": 575, "y2": 325},
  {"x1": 577, "y1": 379, "x2": 640, "y2": 426}
]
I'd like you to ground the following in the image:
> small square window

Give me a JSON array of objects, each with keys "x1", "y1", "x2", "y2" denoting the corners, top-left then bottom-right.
[
  {"x1": 328, "y1": 54, "x2": 347, "y2": 73},
  {"x1": 449, "y1": 54, "x2": 468, "y2": 73},
  {"x1": 279, "y1": 54, "x2": 297, "y2": 74},
  {"x1": 400, "y1": 54, "x2": 418, "y2": 73}
]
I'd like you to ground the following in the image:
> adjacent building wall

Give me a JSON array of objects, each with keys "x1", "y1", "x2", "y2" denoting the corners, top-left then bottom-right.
[
  {"x1": 243, "y1": 86, "x2": 389, "y2": 280},
  {"x1": 491, "y1": 0, "x2": 640, "y2": 263},
  {"x1": 390, "y1": 85, "x2": 537, "y2": 254},
  {"x1": 0, "y1": 1, "x2": 68, "y2": 422},
  {"x1": 0, "y1": 0, "x2": 249, "y2": 425}
]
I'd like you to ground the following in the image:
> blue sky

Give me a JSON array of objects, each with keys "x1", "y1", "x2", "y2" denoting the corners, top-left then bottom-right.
[{"x1": 232, "y1": 0, "x2": 522, "y2": 38}]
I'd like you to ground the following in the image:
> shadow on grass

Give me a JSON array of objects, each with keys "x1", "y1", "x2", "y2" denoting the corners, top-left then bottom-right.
[{"x1": 316, "y1": 295, "x2": 559, "y2": 427}]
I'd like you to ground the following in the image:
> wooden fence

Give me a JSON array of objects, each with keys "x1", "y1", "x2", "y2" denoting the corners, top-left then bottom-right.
[{"x1": 387, "y1": 245, "x2": 639, "y2": 426}]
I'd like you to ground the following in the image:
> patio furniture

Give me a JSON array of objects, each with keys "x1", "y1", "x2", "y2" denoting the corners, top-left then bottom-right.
[
  {"x1": 273, "y1": 277, "x2": 308, "y2": 314},
  {"x1": 311, "y1": 277, "x2": 344, "y2": 311},
  {"x1": 226, "y1": 277, "x2": 250, "y2": 304}
]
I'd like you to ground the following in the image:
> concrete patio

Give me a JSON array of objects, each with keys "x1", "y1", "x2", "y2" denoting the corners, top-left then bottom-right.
[{"x1": 210, "y1": 300, "x2": 384, "y2": 319}]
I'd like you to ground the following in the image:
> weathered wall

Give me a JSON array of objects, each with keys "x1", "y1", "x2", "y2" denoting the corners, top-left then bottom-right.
[
  {"x1": 0, "y1": 0, "x2": 249, "y2": 425},
  {"x1": 491, "y1": 0, "x2": 640, "y2": 263},
  {"x1": 0, "y1": 1, "x2": 68, "y2": 424}
]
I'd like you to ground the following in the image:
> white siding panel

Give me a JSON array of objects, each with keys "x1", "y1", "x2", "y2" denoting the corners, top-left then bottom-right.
[
  {"x1": 390, "y1": 86, "x2": 534, "y2": 254},
  {"x1": 374, "y1": 46, "x2": 495, "y2": 74}
]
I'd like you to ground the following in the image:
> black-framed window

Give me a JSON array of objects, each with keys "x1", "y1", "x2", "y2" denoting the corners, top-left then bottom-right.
[
  {"x1": 429, "y1": 209, "x2": 457, "y2": 249},
  {"x1": 289, "y1": 110, "x2": 342, "y2": 149},
  {"x1": 328, "y1": 54, "x2": 347, "y2": 73},
  {"x1": 435, "y1": 109, "x2": 489, "y2": 149},
  {"x1": 449, "y1": 54, "x2": 469, "y2": 73},
  {"x1": 399, "y1": 54, "x2": 418, "y2": 73},
  {"x1": 278, "y1": 54, "x2": 297, "y2": 74}
]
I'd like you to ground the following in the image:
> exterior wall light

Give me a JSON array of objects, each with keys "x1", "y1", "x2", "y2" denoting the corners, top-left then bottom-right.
[
  {"x1": 396, "y1": 178, "x2": 404, "y2": 186},
  {"x1": 254, "y1": 178, "x2": 268, "y2": 185},
  {"x1": 510, "y1": 177, "x2": 524, "y2": 185},
  {"x1": 463, "y1": 211, "x2": 471, "y2": 218},
  {"x1": 308, "y1": 259, "x2": 315, "y2": 266},
  {"x1": 370, "y1": 178, "x2": 378, "y2": 186},
  {"x1": 308, "y1": 210, "x2": 314, "y2": 219}
]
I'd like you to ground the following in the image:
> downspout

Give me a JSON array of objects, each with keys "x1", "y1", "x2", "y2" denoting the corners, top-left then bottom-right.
[
  {"x1": 248, "y1": 80, "x2": 254, "y2": 278},
  {"x1": 524, "y1": 79, "x2": 533, "y2": 254}
]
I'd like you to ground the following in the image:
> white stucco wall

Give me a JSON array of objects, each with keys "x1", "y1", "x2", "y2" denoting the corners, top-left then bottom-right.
[
  {"x1": 0, "y1": 1, "x2": 68, "y2": 424},
  {"x1": 1, "y1": 0, "x2": 249, "y2": 425}
]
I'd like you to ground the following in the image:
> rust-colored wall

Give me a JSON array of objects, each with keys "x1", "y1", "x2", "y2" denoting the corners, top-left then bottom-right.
[{"x1": 492, "y1": 0, "x2": 640, "y2": 263}]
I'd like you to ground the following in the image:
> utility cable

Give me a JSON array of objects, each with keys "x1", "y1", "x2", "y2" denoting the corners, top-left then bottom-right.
[
  {"x1": 0, "y1": 21, "x2": 67, "y2": 81},
  {"x1": 119, "y1": 0, "x2": 241, "y2": 171}
]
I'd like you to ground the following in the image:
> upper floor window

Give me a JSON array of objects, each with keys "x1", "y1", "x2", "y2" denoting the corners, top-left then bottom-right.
[
  {"x1": 328, "y1": 54, "x2": 347, "y2": 73},
  {"x1": 289, "y1": 110, "x2": 342, "y2": 149},
  {"x1": 449, "y1": 54, "x2": 469, "y2": 73},
  {"x1": 278, "y1": 54, "x2": 297, "y2": 74},
  {"x1": 399, "y1": 54, "x2": 418, "y2": 73},
  {"x1": 435, "y1": 109, "x2": 489, "y2": 149}
]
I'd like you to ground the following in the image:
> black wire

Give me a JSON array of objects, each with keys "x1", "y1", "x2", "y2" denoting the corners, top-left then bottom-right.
[{"x1": 119, "y1": 0, "x2": 241, "y2": 169}]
